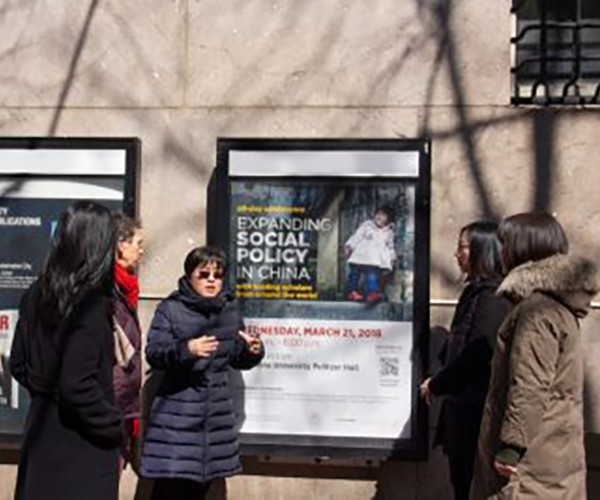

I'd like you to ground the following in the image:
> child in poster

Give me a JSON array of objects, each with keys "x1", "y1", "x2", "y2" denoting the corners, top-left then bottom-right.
[{"x1": 345, "y1": 205, "x2": 397, "y2": 302}]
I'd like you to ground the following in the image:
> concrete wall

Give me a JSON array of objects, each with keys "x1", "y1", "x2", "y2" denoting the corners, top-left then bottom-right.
[{"x1": 1, "y1": 1, "x2": 599, "y2": 498}]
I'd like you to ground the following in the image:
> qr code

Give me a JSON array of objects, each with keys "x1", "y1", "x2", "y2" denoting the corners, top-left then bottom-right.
[{"x1": 379, "y1": 357, "x2": 399, "y2": 377}]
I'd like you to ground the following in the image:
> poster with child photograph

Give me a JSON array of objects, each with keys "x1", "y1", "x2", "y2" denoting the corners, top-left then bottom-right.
[{"x1": 210, "y1": 139, "x2": 429, "y2": 459}]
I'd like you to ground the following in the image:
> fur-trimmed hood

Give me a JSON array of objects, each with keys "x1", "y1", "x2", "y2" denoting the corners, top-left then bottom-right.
[{"x1": 498, "y1": 254, "x2": 599, "y2": 317}]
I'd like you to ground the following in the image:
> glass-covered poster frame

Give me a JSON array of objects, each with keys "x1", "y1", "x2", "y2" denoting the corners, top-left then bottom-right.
[
  {"x1": 208, "y1": 138, "x2": 430, "y2": 460},
  {"x1": 0, "y1": 137, "x2": 140, "y2": 447}
]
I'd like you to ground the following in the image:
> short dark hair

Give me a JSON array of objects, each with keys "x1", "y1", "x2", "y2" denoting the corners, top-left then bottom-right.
[
  {"x1": 461, "y1": 221, "x2": 504, "y2": 281},
  {"x1": 498, "y1": 212, "x2": 568, "y2": 272},
  {"x1": 184, "y1": 246, "x2": 227, "y2": 277},
  {"x1": 112, "y1": 211, "x2": 141, "y2": 242},
  {"x1": 375, "y1": 204, "x2": 395, "y2": 223}
]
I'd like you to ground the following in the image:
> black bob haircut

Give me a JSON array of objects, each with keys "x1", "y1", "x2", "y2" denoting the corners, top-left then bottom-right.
[
  {"x1": 497, "y1": 212, "x2": 568, "y2": 272},
  {"x1": 184, "y1": 246, "x2": 227, "y2": 277}
]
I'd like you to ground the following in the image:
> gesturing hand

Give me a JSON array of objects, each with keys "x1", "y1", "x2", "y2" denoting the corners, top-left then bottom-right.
[
  {"x1": 187, "y1": 336, "x2": 219, "y2": 358},
  {"x1": 238, "y1": 330, "x2": 262, "y2": 355}
]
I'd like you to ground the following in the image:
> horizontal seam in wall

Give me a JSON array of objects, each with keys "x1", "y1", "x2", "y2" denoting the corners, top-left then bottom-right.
[{"x1": 138, "y1": 294, "x2": 600, "y2": 309}]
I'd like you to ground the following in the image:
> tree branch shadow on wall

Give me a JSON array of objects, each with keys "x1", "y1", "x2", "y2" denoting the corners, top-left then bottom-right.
[
  {"x1": 36, "y1": 0, "x2": 555, "y2": 292},
  {"x1": 6, "y1": 0, "x2": 560, "y2": 287},
  {"x1": 372, "y1": 1, "x2": 560, "y2": 498},
  {"x1": 47, "y1": 0, "x2": 99, "y2": 137},
  {"x1": 11, "y1": 0, "x2": 589, "y2": 499}
]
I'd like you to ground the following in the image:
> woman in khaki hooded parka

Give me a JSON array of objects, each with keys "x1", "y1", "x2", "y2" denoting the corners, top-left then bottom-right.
[{"x1": 470, "y1": 213, "x2": 598, "y2": 500}]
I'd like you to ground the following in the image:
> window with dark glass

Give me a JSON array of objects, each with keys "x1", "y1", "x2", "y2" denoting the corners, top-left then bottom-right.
[{"x1": 512, "y1": 0, "x2": 600, "y2": 105}]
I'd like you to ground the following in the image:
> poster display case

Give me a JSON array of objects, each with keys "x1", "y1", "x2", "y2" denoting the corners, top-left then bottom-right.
[
  {"x1": 208, "y1": 138, "x2": 430, "y2": 459},
  {"x1": 0, "y1": 137, "x2": 140, "y2": 446}
]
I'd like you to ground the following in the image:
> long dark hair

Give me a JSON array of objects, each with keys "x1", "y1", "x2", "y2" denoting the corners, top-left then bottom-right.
[
  {"x1": 39, "y1": 201, "x2": 116, "y2": 324},
  {"x1": 498, "y1": 212, "x2": 568, "y2": 272},
  {"x1": 461, "y1": 221, "x2": 504, "y2": 281}
]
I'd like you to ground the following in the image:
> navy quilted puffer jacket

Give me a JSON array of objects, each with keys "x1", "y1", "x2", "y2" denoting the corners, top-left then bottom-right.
[{"x1": 139, "y1": 277, "x2": 263, "y2": 483}]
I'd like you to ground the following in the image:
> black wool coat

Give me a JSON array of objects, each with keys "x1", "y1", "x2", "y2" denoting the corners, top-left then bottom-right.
[
  {"x1": 429, "y1": 278, "x2": 511, "y2": 457},
  {"x1": 139, "y1": 278, "x2": 264, "y2": 484},
  {"x1": 10, "y1": 282, "x2": 123, "y2": 500}
]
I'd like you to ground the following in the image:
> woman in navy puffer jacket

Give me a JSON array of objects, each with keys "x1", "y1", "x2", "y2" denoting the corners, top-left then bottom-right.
[{"x1": 140, "y1": 246, "x2": 264, "y2": 500}]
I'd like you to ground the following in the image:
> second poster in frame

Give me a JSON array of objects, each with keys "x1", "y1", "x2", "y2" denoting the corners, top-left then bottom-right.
[{"x1": 209, "y1": 138, "x2": 430, "y2": 459}]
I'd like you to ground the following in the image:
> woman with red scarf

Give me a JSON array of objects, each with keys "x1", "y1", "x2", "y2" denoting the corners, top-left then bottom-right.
[{"x1": 112, "y1": 212, "x2": 144, "y2": 471}]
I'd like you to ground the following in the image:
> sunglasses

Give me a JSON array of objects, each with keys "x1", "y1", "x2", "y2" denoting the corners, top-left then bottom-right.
[{"x1": 196, "y1": 270, "x2": 224, "y2": 280}]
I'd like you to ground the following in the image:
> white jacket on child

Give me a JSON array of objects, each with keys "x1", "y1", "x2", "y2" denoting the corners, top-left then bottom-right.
[{"x1": 345, "y1": 220, "x2": 396, "y2": 270}]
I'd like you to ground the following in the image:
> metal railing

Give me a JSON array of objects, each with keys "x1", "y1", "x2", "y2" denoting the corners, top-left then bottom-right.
[{"x1": 511, "y1": 0, "x2": 600, "y2": 105}]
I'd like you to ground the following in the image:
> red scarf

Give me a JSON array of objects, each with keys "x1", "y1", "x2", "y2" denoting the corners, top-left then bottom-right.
[{"x1": 114, "y1": 262, "x2": 139, "y2": 310}]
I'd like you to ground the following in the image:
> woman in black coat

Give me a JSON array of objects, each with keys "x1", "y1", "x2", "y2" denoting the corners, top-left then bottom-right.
[
  {"x1": 10, "y1": 201, "x2": 123, "y2": 500},
  {"x1": 140, "y1": 246, "x2": 264, "y2": 500},
  {"x1": 421, "y1": 221, "x2": 511, "y2": 500}
]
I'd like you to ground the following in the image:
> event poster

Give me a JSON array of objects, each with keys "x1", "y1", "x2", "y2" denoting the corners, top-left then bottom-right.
[
  {"x1": 0, "y1": 198, "x2": 56, "y2": 416},
  {"x1": 0, "y1": 197, "x2": 120, "y2": 435},
  {"x1": 0, "y1": 140, "x2": 137, "y2": 439},
  {"x1": 229, "y1": 177, "x2": 418, "y2": 440}
]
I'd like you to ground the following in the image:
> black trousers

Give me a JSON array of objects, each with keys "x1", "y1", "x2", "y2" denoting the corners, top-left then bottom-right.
[
  {"x1": 448, "y1": 451, "x2": 475, "y2": 500},
  {"x1": 439, "y1": 400, "x2": 482, "y2": 500},
  {"x1": 151, "y1": 478, "x2": 211, "y2": 500}
]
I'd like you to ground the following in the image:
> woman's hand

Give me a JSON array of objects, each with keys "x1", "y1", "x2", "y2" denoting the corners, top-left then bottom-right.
[
  {"x1": 420, "y1": 377, "x2": 435, "y2": 405},
  {"x1": 239, "y1": 330, "x2": 262, "y2": 355},
  {"x1": 187, "y1": 336, "x2": 219, "y2": 358},
  {"x1": 494, "y1": 460, "x2": 518, "y2": 478}
]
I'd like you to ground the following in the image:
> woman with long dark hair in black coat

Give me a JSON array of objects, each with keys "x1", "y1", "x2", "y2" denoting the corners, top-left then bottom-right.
[
  {"x1": 10, "y1": 201, "x2": 123, "y2": 500},
  {"x1": 420, "y1": 221, "x2": 511, "y2": 500}
]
